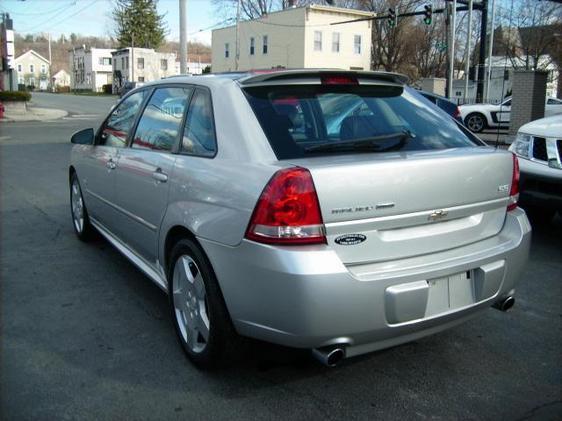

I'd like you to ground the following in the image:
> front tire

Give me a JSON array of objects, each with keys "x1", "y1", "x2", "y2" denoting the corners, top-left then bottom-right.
[
  {"x1": 465, "y1": 113, "x2": 487, "y2": 133},
  {"x1": 168, "y1": 238, "x2": 240, "y2": 368},
  {"x1": 70, "y1": 172, "x2": 95, "y2": 241}
]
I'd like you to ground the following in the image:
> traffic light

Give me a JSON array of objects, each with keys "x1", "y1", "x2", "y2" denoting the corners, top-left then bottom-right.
[
  {"x1": 423, "y1": 4, "x2": 432, "y2": 25},
  {"x1": 388, "y1": 8, "x2": 397, "y2": 28}
]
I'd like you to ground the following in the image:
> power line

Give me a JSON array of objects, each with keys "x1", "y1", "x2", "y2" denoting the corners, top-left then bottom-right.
[
  {"x1": 214, "y1": 15, "x2": 372, "y2": 30},
  {"x1": 15, "y1": 1, "x2": 79, "y2": 32},
  {"x1": 253, "y1": 18, "x2": 366, "y2": 28},
  {"x1": 0, "y1": 2, "x2": 74, "y2": 17},
  {"x1": 189, "y1": 18, "x2": 235, "y2": 36},
  {"x1": 19, "y1": 0, "x2": 98, "y2": 33}
]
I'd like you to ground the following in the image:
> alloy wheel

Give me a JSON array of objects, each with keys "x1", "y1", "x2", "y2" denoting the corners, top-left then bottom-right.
[
  {"x1": 71, "y1": 179, "x2": 84, "y2": 233},
  {"x1": 467, "y1": 115, "x2": 484, "y2": 132},
  {"x1": 172, "y1": 255, "x2": 210, "y2": 353}
]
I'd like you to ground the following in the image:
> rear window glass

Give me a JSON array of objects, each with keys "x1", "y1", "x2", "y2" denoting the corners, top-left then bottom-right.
[{"x1": 244, "y1": 85, "x2": 481, "y2": 159}]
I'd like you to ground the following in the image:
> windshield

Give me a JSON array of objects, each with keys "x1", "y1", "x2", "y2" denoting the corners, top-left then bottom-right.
[{"x1": 244, "y1": 85, "x2": 482, "y2": 159}]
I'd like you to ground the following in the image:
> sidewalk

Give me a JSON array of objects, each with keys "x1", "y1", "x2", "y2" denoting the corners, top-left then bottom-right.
[{"x1": 2, "y1": 104, "x2": 68, "y2": 122}]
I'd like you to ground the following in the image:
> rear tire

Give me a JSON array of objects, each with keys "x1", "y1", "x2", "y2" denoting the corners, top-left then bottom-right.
[
  {"x1": 70, "y1": 172, "x2": 95, "y2": 241},
  {"x1": 168, "y1": 238, "x2": 241, "y2": 368},
  {"x1": 465, "y1": 113, "x2": 487, "y2": 133}
]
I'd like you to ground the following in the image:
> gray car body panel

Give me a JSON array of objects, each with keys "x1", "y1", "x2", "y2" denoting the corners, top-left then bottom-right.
[
  {"x1": 199, "y1": 209, "x2": 530, "y2": 352},
  {"x1": 70, "y1": 71, "x2": 531, "y2": 358}
]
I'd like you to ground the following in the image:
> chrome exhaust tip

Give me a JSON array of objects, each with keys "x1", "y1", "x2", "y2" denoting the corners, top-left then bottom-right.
[
  {"x1": 493, "y1": 296, "x2": 515, "y2": 312},
  {"x1": 311, "y1": 346, "x2": 346, "y2": 367}
]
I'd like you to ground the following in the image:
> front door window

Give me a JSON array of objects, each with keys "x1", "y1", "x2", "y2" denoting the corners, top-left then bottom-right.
[{"x1": 99, "y1": 90, "x2": 146, "y2": 147}]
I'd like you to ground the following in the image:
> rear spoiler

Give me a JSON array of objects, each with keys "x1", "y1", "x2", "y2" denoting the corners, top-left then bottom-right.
[{"x1": 238, "y1": 69, "x2": 409, "y2": 87}]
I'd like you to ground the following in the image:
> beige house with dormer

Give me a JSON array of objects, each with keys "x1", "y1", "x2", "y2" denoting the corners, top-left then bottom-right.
[
  {"x1": 211, "y1": 4, "x2": 374, "y2": 73},
  {"x1": 14, "y1": 50, "x2": 50, "y2": 90}
]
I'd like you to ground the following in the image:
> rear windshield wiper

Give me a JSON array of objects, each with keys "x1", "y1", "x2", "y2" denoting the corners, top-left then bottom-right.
[{"x1": 304, "y1": 130, "x2": 416, "y2": 154}]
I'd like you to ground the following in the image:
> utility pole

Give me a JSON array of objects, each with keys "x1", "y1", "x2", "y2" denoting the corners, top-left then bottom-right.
[
  {"x1": 48, "y1": 32, "x2": 52, "y2": 91},
  {"x1": 235, "y1": 0, "x2": 241, "y2": 71},
  {"x1": 131, "y1": 31, "x2": 135, "y2": 83},
  {"x1": 1, "y1": 13, "x2": 15, "y2": 90},
  {"x1": 447, "y1": 0, "x2": 457, "y2": 99},
  {"x1": 485, "y1": 0, "x2": 496, "y2": 102},
  {"x1": 179, "y1": 0, "x2": 188, "y2": 74},
  {"x1": 476, "y1": 0, "x2": 488, "y2": 103},
  {"x1": 464, "y1": 0, "x2": 473, "y2": 104}
]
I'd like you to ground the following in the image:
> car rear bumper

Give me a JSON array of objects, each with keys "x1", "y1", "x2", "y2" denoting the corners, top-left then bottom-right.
[{"x1": 200, "y1": 208, "x2": 531, "y2": 357}]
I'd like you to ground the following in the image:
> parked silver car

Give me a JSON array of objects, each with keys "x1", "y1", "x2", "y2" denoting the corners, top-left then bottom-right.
[{"x1": 69, "y1": 70, "x2": 531, "y2": 368}]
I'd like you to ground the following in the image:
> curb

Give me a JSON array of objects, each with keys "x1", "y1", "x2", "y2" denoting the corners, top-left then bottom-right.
[{"x1": 1, "y1": 107, "x2": 68, "y2": 123}]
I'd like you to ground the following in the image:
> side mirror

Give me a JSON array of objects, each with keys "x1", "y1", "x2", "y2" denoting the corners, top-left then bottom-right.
[{"x1": 71, "y1": 128, "x2": 95, "y2": 145}]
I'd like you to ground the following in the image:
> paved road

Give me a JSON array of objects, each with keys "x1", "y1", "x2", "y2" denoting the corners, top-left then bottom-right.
[
  {"x1": 31, "y1": 91, "x2": 117, "y2": 117},
  {"x1": 1, "y1": 94, "x2": 561, "y2": 420}
]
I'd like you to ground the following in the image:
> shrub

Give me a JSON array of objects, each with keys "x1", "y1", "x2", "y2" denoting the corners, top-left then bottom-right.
[
  {"x1": 56, "y1": 85, "x2": 71, "y2": 93},
  {"x1": 102, "y1": 84, "x2": 113, "y2": 94},
  {"x1": 0, "y1": 91, "x2": 32, "y2": 102}
]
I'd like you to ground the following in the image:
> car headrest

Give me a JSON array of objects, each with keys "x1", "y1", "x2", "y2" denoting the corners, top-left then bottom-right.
[
  {"x1": 340, "y1": 116, "x2": 380, "y2": 140},
  {"x1": 274, "y1": 104, "x2": 298, "y2": 117}
]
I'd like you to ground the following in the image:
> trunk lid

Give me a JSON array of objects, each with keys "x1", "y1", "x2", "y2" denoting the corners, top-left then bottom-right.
[{"x1": 289, "y1": 148, "x2": 513, "y2": 265}]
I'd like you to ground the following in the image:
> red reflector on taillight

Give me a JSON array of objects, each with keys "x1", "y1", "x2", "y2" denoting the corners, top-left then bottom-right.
[
  {"x1": 246, "y1": 167, "x2": 326, "y2": 245},
  {"x1": 321, "y1": 75, "x2": 358, "y2": 85},
  {"x1": 507, "y1": 153, "x2": 520, "y2": 212},
  {"x1": 454, "y1": 107, "x2": 461, "y2": 119}
]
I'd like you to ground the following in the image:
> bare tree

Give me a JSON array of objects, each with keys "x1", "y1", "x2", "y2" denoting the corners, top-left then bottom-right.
[
  {"x1": 213, "y1": 0, "x2": 365, "y2": 20},
  {"x1": 409, "y1": 13, "x2": 448, "y2": 79},
  {"x1": 212, "y1": 0, "x2": 283, "y2": 20},
  {"x1": 495, "y1": 0, "x2": 562, "y2": 70},
  {"x1": 355, "y1": 0, "x2": 425, "y2": 77}
]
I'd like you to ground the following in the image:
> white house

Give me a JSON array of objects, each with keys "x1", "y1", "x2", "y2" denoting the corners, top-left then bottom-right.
[
  {"x1": 112, "y1": 47, "x2": 178, "y2": 92},
  {"x1": 211, "y1": 4, "x2": 374, "y2": 72},
  {"x1": 69, "y1": 46, "x2": 114, "y2": 91},
  {"x1": 174, "y1": 60, "x2": 211, "y2": 75},
  {"x1": 451, "y1": 55, "x2": 560, "y2": 104},
  {"x1": 52, "y1": 69, "x2": 70, "y2": 88},
  {"x1": 14, "y1": 50, "x2": 50, "y2": 90}
]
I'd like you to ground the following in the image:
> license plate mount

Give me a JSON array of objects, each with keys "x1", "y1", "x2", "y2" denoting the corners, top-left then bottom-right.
[{"x1": 425, "y1": 271, "x2": 474, "y2": 317}]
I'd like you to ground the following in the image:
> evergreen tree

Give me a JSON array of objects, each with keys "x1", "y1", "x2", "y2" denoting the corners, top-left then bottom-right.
[{"x1": 113, "y1": 0, "x2": 167, "y2": 49}]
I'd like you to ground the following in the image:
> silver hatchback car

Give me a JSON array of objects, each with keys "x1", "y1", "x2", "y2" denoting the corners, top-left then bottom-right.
[{"x1": 69, "y1": 70, "x2": 531, "y2": 368}]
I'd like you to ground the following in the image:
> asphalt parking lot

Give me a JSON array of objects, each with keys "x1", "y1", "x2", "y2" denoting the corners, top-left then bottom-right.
[{"x1": 1, "y1": 93, "x2": 561, "y2": 420}]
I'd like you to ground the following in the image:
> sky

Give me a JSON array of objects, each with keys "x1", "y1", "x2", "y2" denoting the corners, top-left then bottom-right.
[{"x1": 0, "y1": 0, "x2": 221, "y2": 45}]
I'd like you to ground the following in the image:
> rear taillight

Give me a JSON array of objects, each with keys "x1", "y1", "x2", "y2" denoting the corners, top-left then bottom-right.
[
  {"x1": 507, "y1": 153, "x2": 520, "y2": 212},
  {"x1": 454, "y1": 106, "x2": 461, "y2": 120},
  {"x1": 245, "y1": 167, "x2": 326, "y2": 245}
]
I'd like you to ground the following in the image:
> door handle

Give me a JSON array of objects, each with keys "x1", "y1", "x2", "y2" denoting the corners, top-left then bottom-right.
[
  {"x1": 152, "y1": 169, "x2": 168, "y2": 183},
  {"x1": 106, "y1": 158, "x2": 117, "y2": 170}
]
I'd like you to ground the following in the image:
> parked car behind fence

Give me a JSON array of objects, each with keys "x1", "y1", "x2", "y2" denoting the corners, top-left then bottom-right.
[{"x1": 460, "y1": 97, "x2": 562, "y2": 133}]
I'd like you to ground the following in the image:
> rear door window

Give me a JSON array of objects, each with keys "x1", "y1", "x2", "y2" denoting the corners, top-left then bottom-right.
[
  {"x1": 244, "y1": 85, "x2": 480, "y2": 160},
  {"x1": 181, "y1": 88, "x2": 217, "y2": 157},
  {"x1": 131, "y1": 87, "x2": 191, "y2": 152}
]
